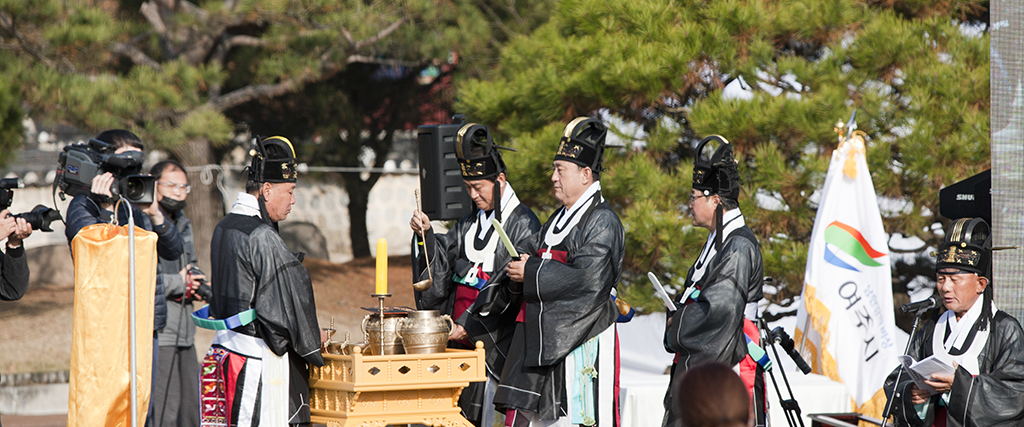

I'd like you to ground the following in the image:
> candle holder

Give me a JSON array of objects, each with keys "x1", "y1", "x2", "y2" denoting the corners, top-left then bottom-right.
[{"x1": 370, "y1": 292, "x2": 392, "y2": 353}]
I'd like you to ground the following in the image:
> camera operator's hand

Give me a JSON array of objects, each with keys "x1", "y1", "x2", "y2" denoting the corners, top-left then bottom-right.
[
  {"x1": 181, "y1": 264, "x2": 208, "y2": 301},
  {"x1": 91, "y1": 172, "x2": 116, "y2": 210},
  {"x1": 7, "y1": 216, "x2": 31, "y2": 247},
  {"x1": 138, "y1": 200, "x2": 165, "y2": 226},
  {"x1": 0, "y1": 210, "x2": 15, "y2": 242},
  {"x1": 189, "y1": 274, "x2": 207, "y2": 302}
]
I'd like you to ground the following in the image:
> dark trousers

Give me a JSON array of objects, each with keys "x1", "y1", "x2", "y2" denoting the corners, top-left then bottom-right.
[{"x1": 151, "y1": 345, "x2": 200, "y2": 427}]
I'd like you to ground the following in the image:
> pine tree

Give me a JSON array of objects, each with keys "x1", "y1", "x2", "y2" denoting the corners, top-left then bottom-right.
[
  {"x1": 457, "y1": 0, "x2": 990, "y2": 317},
  {"x1": 0, "y1": 0, "x2": 553, "y2": 262}
]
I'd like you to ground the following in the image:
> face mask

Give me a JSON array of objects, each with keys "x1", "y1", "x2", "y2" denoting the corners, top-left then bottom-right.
[{"x1": 159, "y1": 197, "x2": 187, "y2": 212}]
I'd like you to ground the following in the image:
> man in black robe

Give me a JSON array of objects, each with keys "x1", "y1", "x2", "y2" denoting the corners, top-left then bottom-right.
[
  {"x1": 883, "y1": 218, "x2": 1024, "y2": 427},
  {"x1": 411, "y1": 123, "x2": 541, "y2": 426},
  {"x1": 195, "y1": 136, "x2": 325, "y2": 427},
  {"x1": 662, "y1": 135, "x2": 766, "y2": 427},
  {"x1": 500, "y1": 117, "x2": 626, "y2": 427}
]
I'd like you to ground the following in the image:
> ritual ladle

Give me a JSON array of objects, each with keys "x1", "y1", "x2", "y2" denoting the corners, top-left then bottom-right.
[{"x1": 412, "y1": 189, "x2": 434, "y2": 292}]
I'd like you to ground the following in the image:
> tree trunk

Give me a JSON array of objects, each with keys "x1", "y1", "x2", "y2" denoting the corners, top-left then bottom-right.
[
  {"x1": 344, "y1": 174, "x2": 381, "y2": 258},
  {"x1": 171, "y1": 138, "x2": 223, "y2": 272}
]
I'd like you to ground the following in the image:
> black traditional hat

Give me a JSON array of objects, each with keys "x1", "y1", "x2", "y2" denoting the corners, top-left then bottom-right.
[
  {"x1": 555, "y1": 117, "x2": 607, "y2": 172},
  {"x1": 248, "y1": 136, "x2": 297, "y2": 184},
  {"x1": 937, "y1": 217, "x2": 994, "y2": 330},
  {"x1": 456, "y1": 123, "x2": 511, "y2": 181},
  {"x1": 691, "y1": 135, "x2": 741, "y2": 202},
  {"x1": 936, "y1": 217, "x2": 991, "y2": 278}
]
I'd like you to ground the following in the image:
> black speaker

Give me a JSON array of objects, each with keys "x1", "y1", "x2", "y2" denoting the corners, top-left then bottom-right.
[
  {"x1": 939, "y1": 169, "x2": 990, "y2": 223},
  {"x1": 417, "y1": 123, "x2": 473, "y2": 221}
]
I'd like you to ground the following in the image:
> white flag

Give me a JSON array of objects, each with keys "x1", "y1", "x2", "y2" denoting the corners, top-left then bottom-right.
[{"x1": 794, "y1": 128, "x2": 898, "y2": 418}]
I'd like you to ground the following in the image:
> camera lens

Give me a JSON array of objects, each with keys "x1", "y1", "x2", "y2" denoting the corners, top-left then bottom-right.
[{"x1": 125, "y1": 177, "x2": 145, "y2": 199}]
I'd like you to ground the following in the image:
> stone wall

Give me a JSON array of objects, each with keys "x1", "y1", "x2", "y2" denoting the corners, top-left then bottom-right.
[
  {"x1": 218, "y1": 172, "x2": 423, "y2": 264},
  {"x1": 6, "y1": 170, "x2": 430, "y2": 287}
]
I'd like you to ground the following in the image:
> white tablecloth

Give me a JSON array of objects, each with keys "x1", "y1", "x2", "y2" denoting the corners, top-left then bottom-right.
[{"x1": 617, "y1": 315, "x2": 853, "y2": 427}]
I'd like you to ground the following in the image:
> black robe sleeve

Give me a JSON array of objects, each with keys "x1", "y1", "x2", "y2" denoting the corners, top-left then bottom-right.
[
  {"x1": 459, "y1": 204, "x2": 541, "y2": 376},
  {"x1": 250, "y1": 226, "x2": 324, "y2": 367},
  {"x1": 0, "y1": 245, "x2": 28, "y2": 301},
  {"x1": 463, "y1": 203, "x2": 541, "y2": 323},
  {"x1": 947, "y1": 312, "x2": 1024, "y2": 426},
  {"x1": 522, "y1": 206, "x2": 623, "y2": 367},
  {"x1": 415, "y1": 218, "x2": 466, "y2": 312}
]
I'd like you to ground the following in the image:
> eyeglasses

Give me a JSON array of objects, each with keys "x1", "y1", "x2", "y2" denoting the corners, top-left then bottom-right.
[
  {"x1": 157, "y1": 181, "x2": 191, "y2": 194},
  {"x1": 689, "y1": 192, "x2": 708, "y2": 203}
]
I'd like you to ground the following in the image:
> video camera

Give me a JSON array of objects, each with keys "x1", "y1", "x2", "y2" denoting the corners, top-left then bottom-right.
[
  {"x1": 0, "y1": 178, "x2": 61, "y2": 232},
  {"x1": 55, "y1": 139, "x2": 156, "y2": 204}
]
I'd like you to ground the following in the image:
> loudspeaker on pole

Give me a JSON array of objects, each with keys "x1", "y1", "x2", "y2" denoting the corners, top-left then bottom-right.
[{"x1": 416, "y1": 122, "x2": 473, "y2": 221}]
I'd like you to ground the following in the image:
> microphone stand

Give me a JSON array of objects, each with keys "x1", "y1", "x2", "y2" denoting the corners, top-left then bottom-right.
[
  {"x1": 880, "y1": 305, "x2": 930, "y2": 426},
  {"x1": 757, "y1": 318, "x2": 806, "y2": 427}
]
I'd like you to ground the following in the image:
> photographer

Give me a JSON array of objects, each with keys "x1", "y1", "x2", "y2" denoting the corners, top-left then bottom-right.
[
  {"x1": 0, "y1": 210, "x2": 32, "y2": 301},
  {"x1": 63, "y1": 129, "x2": 183, "y2": 426},
  {"x1": 148, "y1": 160, "x2": 205, "y2": 427}
]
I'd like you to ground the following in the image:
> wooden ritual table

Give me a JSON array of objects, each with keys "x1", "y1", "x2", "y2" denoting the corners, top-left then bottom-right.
[{"x1": 308, "y1": 341, "x2": 486, "y2": 427}]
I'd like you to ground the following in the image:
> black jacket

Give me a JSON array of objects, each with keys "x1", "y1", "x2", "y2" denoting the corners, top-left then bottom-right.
[
  {"x1": 65, "y1": 194, "x2": 184, "y2": 331},
  {"x1": 883, "y1": 310, "x2": 1024, "y2": 427},
  {"x1": 0, "y1": 245, "x2": 28, "y2": 301}
]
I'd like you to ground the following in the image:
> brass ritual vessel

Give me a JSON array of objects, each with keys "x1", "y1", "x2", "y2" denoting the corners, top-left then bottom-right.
[
  {"x1": 396, "y1": 310, "x2": 454, "y2": 354},
  {"x1": 361, "y1": 312, "x2": 407, "y2": 355}
]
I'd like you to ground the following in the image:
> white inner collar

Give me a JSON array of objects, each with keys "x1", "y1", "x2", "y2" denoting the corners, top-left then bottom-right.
[
  {"x1": 544, "y1": 181, "x2": 602, "y2": 248},
  {"x1": 690, "y1": 208, "x2": 745, "y2": 283},
  {"x1": 476, "y1": 181, "x2": 515, "y2": 239},
  {"x1": 942, "y1": 296, "x2": 986, "y2": 351},
  {"x1": 232, "y1": 192, "x2": 261, "y2": 218}
]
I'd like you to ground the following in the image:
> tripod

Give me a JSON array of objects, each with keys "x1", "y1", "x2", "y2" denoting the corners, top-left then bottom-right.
[{"x1": 756, "y1": 318, "x2": 812, "y2": 427}]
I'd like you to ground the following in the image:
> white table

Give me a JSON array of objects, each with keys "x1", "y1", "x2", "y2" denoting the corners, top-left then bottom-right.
[{"x1": 617, "y1": 315, "x2": 853, "y2": 427}]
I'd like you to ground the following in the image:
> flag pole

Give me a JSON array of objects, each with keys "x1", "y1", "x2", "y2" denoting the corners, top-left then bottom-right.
[{"x1": 125, "y1": 198, "x2": 138, "y2": 427}]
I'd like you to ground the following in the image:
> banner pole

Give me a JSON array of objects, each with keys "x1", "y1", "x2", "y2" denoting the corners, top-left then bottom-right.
[{"x1": 125, "y1": 199, "x2": 138, "y2": 427}]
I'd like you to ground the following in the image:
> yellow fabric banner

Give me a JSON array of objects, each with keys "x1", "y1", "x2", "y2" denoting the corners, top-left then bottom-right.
[{"x1": 68, "y1": 223, "x2": 158, "y2": 427}]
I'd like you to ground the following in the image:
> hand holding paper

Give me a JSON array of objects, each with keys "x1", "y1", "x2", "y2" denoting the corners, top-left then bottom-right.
[{"x1": 897, "y1": 355, "x2": 956, "y2": 396}]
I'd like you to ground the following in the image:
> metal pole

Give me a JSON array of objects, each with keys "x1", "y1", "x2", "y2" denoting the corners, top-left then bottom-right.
[
  {"x1": 126, "y1": 199, "x2": 138, "y2": 427},
  {"x1": 880, "y1": 314, "x2": 922, "y2": 426}
]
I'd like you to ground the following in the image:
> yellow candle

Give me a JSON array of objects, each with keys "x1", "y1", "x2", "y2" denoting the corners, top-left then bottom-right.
[{"x1": 375, "y1": 238, "x2": 388, "y2": 294}]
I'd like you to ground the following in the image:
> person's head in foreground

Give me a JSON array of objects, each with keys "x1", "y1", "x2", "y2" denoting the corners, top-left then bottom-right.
[{"x1": 675, "y1": 362, "x2": 752, "y2": 427}]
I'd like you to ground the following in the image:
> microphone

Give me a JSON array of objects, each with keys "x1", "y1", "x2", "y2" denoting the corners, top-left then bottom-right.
[
  {"x1": 899, "y1": 296, "x2": 939, "y2": 314},
  {"x1": 771, "y1": 327, "x2": 812, "y2": 374}
]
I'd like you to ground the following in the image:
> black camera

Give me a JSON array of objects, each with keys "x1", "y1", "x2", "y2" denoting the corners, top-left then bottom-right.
[
  {"x1": 0, "y1": 178, "x2": 61, "y2": 232},
  {"x1": 55, "y1": 139, "x2": 157, "y2": 204},
  {"x1": 189, "y1": 266, "x2": 213, "y2": 302}
]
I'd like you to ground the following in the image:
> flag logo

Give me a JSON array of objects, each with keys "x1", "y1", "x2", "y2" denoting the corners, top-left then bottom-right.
[{"x1": 823, "y1": 221, "x2": 886, "y2": 272}]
